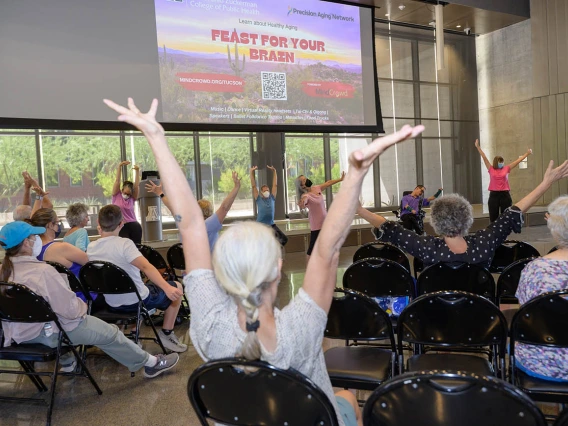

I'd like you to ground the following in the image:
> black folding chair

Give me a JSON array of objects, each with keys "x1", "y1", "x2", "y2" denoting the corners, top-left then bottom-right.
[
  {"x1": 417, "y1": 262, "x2": 496, "y2": 303},
  {"x1": 490, "y1": 240, "x2": 540, "y2": 273},
  {"x1": 397, "y1": 291, "x2": 508, "y2": 378},
  {"x1": 510, "y1": 290, "x2": 568, "y2": 409},
  {"x1": 363, "y1": 371, "x2": 546, "y2": 426},
  {"x1": 324, "y1": 288, "x2": 396, "y2": 391},
  {"x1": 79, "y1": 261, "x2": 167, "y2": 362},
  {"x1": 555, "y1": 408, "x2": 568, "y2": 426},
  {"x1": 188, "y1": 358, "x2": 339, "y2": 426},
  {"x1": 0, "y1": 282, "x2": 102, "y2": 426},
  {"x1": 496, "y1": 258, "x2": 534, "y2": 306},
  {"x1": 413, "y1": 257, "x2": 424, "y2": 278},
  {"x1": 166, "y1": 243, "x2": 185, "y2": 281},
  {"x1": 352, "y1": 242, "x2": 411, "y2": 272},
  {"x1": 548, "y1": 246, "x2": 559, "y2": 254},
  {"x1": 136, "y1": 244, "x2": 190, "y2": 323}
]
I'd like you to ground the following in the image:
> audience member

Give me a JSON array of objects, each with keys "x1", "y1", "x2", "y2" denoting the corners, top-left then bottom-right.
[
  {"x1": 146, "y1": 172, "x2": 241, "y2": 251},
  {"x1": 357, "y1": 159, "x2": 568, "y2": 269},
  {"x1": 12, "y1": 172, "x2": 53, "y2": 221},
  {"x1": 250, "y1": 165, "x2": 288, "y2": 246},
  {"x1": 112, "y1": 160, "x2": 142, "y2": 244},
  {"x1": 87, "y1": 205, "x2": 187, "y2": 353},
  {"x1": 103, "y1": 95, "x2": 426, "y2": 426},
  {"x1": 0, "y1": 221, "x2": 179, "y2": 378},
  {"x1": 515, "y1": 195, "x2": 568, "y2": 381},
  {"x1": 63, "y1": 203, "x2": 90, "y2": 251}
]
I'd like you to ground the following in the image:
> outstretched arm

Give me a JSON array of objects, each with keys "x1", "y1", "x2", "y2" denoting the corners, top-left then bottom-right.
[
  {"x1": 216, "y1": 171, "x2": 241, "y2": 223},
  {"x1": 267, "y1": 165, "x2": 277, "y2": 197},
  {"x1": 475, "y1": 139, "x2": 492, "y2": 171},
  {"x1": 132, "y1": 164, "x2": 141, "y2": 199},
  {"x1": 320, "y1": 171, "x2": 346, "y2": 190},
  {"x1": 427, "y1": 188, "x2": 443, "y2": 202},
  {"x1": 357, "y1": 204, "x2": 387, "y2": 229},
  {"x1": 113, "y1": 161, "x2": 129, "y2": 196},
  {"x1": 303, "y1": 125, "x2": 424, "y2": 313},
  {"x1": 508, "y1": 148, "x2": 532, "y2": 170},
  {"x1": 145, "y1": 181, "x2": 172, "y2": 211},
  {"x1": 104, "y1": 98, "x2": 211, "y2": 272},
  {"x1": 249, "y1": 166, "x2": 259, "y2": 199},
  {"x1": 515, "y1": 160, "x2": 568, "y2": 212},
  {"x1": 30, "y1": 186, "x2": 52, "y2": 216}
]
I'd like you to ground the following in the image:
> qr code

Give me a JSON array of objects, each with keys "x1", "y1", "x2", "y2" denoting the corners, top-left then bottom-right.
[{"x1": 261, "y1": 72, "x2": 287, "y2": 100}]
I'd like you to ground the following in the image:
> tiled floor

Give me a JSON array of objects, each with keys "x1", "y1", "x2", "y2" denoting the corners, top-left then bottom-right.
[{"x1": 0, "y1": 224, "x2": 560, "y2": 425}]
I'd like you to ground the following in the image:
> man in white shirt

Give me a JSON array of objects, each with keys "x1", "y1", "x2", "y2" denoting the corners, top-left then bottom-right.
[{"x1": 87, "y1": 205, "x2": 187, "y2": 353}]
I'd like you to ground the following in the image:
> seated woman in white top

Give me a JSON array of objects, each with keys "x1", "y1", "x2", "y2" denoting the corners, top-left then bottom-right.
[{"x1": 104, "y1": 96, "x2": 425, "y2": 426}]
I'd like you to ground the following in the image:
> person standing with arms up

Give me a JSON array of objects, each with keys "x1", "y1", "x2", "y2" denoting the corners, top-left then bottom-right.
[
  {"x1": 112, "y1": 160, "x2": 142, "y2": 243},
  {"x1": 250, "y1": 165, "x2": 288, "y2": 246},
  {"x1": 475, "y1": 139, "x2": 532, "y2": 222}
]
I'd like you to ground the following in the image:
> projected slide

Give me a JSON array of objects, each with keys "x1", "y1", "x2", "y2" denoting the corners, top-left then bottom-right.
[{"x1": 154, "y1": 0, "x2": 369, "y2": 126}]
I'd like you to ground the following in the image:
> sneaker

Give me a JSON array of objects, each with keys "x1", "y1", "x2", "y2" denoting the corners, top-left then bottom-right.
[
  {"x1": 59, "y1": 359, "x2": 77, "y2": 373},
  {"x1": 143, "y1": 353, "x2": 179, "y2": 378},
  {"x1": 158, "y1": 330, "x2": 188, "y2": 353}
]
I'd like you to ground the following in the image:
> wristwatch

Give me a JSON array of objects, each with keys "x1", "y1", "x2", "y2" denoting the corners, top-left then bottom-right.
[
  {"x1": 159, "y1": 193, "x2": 165, "y2": 198},
  {"x1": 35, "y1": 194, "x2": 43, "y2": 201}
]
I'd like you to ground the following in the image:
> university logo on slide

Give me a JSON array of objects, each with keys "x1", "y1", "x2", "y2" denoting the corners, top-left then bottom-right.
[
  {"x1": 146, "y1": 206, "x2": 160, "y2": 222},
  {"x1": 287, "y1": 6, "x2": 293, "y2": 15}
]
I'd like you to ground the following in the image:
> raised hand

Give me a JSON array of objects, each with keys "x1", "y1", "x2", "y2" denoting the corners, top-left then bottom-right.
[
  {"x1": 527, "y1": 148, "x2": 533, "y2": 156},
  {"x1": 267, "y1": 165, "x2": 276, "y2": 171},
  {"x1": 543, "y1": 160, "x2": 568, "y2": 185},
  {"x1": 119, "y1": 160, "x2": 131, "y2": 168},
  {"x1": 232, "y1": 171, "x2": 241, "y2": 187},
  {"x1": 22, "y1": 171, "x2": 39, "y2": 189},
  {"x1": 250, "y1": 166, "x2": 258, "y2": 173},
  {"x1": 145, "y1": 181, "x2": 163, "y2": 196},
  {"x1": 132, "y1": 164, "x2": 140, "y2": 172},
  {"x1": 339, "y1": 171, "x2": 346, "y2": 181},
  {"x1": 349, "y1": 125, "x2": 424, "y2": 172},
  {"x1": 31, "y1": 186, "x2": 49, "y2": 197},
  {"x1": 474, "y1": 139, "x2": 480, "y2": 149},
  {"x1": 104, "y1": 98, "x2": 164, "y2": 137}
]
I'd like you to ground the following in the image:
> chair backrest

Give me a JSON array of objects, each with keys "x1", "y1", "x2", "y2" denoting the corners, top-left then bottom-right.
[
  {"x1": 0, "y1": 282, "x2": 56, "y2": 323},
  {"x1": 490, "y1": 240, "x2": 540, "y2": 273},
  {"x1": 79, "y1": 261, "x2": 139, "y2": 297},
  {"x1": 510, "y1": 290, "x2": 568, "y2": 349},
  {"x1": 352, "y1": 242, "x2": 411, "y2": 271},
  {"x1": 342, "y1": 258, "x2": 415, "y2": 299},
  {"x1": 188, "y1": 358, "x2": 339, "y2": 426},
  {"x1": 548, "y1": 245, "x2": 559, "y2": 255},
  {"x1": 417, "y1": 262, "x2": 496, "y2": 302},
  {"x1": 45, "y1": 261, "x2": 86, "y2": 294},
  {"x1": 413, "y1": 256, "x2": 424, "y2": 277},
  {"x1": 398, "y1": 291, "x2": 508, "y2": 350},
  {"x1": 496, "y1": 258, "x2": 533, "y2": 302},
  {"x1": 325, "y1": 288, "x2": 395, "y2": 347},
  {"x1": 554, "y1": 408, "x2": 568, "y2": 426},
  {"x1": 136, "y1": 244, "x2": 169, "y2": 270},
  {"x1": 167, "y1": 243, "x2": 185, "y2": 271},
  {"x1": 363, "y1": 371, "x2": 546, "y2": 426}
]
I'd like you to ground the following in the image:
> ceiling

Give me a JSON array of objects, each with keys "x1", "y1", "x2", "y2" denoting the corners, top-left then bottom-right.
[{"x1": 339, "y1": 0, "x2": 529, "y2": 35}]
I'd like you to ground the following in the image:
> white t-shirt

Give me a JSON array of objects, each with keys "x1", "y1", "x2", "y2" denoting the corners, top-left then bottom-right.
[{"x1": 86, "y1": 235, "x2": 148, "y2": 307}]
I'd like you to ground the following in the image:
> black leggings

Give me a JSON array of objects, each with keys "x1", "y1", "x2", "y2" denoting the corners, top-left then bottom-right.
[
  {"x1": 401, "y1": 214, "x2": 422, "y2": 234},
  {"x1": 119, "y1": 221, "x2": 143, "y2": 244},
  {"x1": 488, "y1": 190, "x2": 512, "y2": 222}
]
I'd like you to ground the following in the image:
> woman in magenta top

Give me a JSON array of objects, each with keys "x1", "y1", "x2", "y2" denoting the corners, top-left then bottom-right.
[
  {"x1": 299, "y1": 173, "x2": 345, "y2": 261},
  {"x1": 112, "y1": 160, "x2": 142, "y2": 244},
  {"x1": 475, "y1": 139, "x2": 532, "y2": 222}
]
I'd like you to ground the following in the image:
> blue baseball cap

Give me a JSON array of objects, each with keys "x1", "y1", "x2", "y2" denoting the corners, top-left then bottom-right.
[{"x1": 0, "y1": 221, "x2": 46, "y2": 250}]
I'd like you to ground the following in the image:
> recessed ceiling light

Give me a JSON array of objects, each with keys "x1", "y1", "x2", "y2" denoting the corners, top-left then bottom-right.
[{"x1": 456, "y1": 25, "x2": 462, "y2": 28}]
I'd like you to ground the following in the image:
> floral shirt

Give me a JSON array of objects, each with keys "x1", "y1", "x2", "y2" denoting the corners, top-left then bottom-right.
[
  {"x1": 373, "y1": 207, "x2": 523, "y2": 269},
  {"x1": 515, "y1": 258, "x2": 568, "y2": 380}
]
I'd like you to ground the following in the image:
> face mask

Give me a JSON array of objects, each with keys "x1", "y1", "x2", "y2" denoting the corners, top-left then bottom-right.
[
  {"x1": 54, "y1": 223, "x2": 62, "y2": 238},
  {"x1": 497, "y1": 162, "x2": 504, "y2": 169},
  {"x1": 262, "y1": 191, "x2": 270, "y2": 198},
  {"x1": 305, "y1": 179, "x2": 313, "y2": 188},
  {"x1": 122, "y1": 193, "x2": 130, "y2": 200},
  {"x1": 32, "y1": 236, "x2": 42, "y2": 257}
]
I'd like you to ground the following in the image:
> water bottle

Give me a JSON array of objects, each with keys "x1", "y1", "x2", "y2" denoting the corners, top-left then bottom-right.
[{"x1": 44, "y1": 322, "x2": 53, "y2": 337}]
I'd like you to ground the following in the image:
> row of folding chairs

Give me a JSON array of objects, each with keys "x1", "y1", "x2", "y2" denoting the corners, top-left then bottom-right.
[
  {"x1": 189, "y1": 363, "x2": 568, "y2": 426},
  {"x1": 344, "y1": 256, "x2": 535, "y2": 306},
  {"x1": 354, "y1": 240, "x2": 541, "y2": 275},
  {"x1": 322, "y1": 288, "x2": 568, "y2": 409}
]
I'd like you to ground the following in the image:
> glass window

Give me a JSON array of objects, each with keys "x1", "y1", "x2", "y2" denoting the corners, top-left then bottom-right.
[
  {"x1": 199, "y1": 134, "x2": 253, "y2": 218},
  {"x1": 41, "y1": 135, "x2": 122, "y2": 219},
  {"x1": 418, "y1": 41, "x2": 436, "y2": 82},
  {"x1": 376, "y1": 36, "x2": 392, "y2": 79},
  {"x1": 393, "y1": 82, "x2": 415, "y2": 118},
  {"x1": 391, "y1": 39, "x2": 413, "y2": 80},
  {"x1": 284, "y1": 136, "x2": 324, "y2": 213},
  {"x1": 0, "y1": 134, "x2": 38, "y2": 226},
  {"x1": 330, "y1": 136, "x2": 375, "y2": 207},
  {"x1": 378, "y1": 81, "x2": 393, "y2": 118},
  {"x1": 379, "y1": 144, "x2": 398, "y2": 208}
]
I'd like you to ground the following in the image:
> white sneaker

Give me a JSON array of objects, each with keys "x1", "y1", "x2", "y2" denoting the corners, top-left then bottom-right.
[
  {"x1": 60, "y1": 359, "x2": 77, "y2": 373},
  {"x1": 157, "y1": 330, "x2": 188, "y2": 353}
]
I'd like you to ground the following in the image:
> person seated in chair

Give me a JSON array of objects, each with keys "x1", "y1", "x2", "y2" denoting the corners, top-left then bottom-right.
[
  {"x1": 86, "y1": 205, "x2": 187, "y2": 353},
  {"x1": 0, "y1": 221, "x2": 179, "y2": 378},
  {"x1": 399, "y1": 185, "x2": 442, "y2": 234}
]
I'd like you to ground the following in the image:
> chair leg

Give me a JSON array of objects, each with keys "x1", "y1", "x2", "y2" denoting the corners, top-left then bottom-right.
[
  {"x1": 19, "y1": 361, "x2": 48, "y2": 392},
  {"x1": 143, "y1": 309, "x2": 167, "y2": 354},
  {"x1": 46, "y1": 334, "x2": 64, "y2": 426},
  {"x1": 69, "y1": 345, "x2": 102, "y2": 395}
]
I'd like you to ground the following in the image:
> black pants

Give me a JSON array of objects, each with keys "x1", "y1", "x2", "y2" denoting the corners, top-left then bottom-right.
[
  {"x1": 488, "y1": 190, "x2": 512, "y2": 222},
  {"x1": 119, "y1": 221, "x2": 143, "y2": 244},
  {"x1": 307, "y1": 230, "x2": 321, "y2": 255},
  {"x1": 271, "y1": 224, "x2": 288, "y2": 246},
  {"x1": 401, "y1": 214, "x2": 422, "y2": 234}
]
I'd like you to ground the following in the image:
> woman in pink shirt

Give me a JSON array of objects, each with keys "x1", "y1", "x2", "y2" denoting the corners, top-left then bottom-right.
[
  {"x1": 475, "y1": 139, "x2": 532, "y2": 222},
  {"x1": 299, "y1": 173, "x2": 345, "y2": 260},
  {"x1": 112, "y1": 160, "x2": 142, "y2": 243}
]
